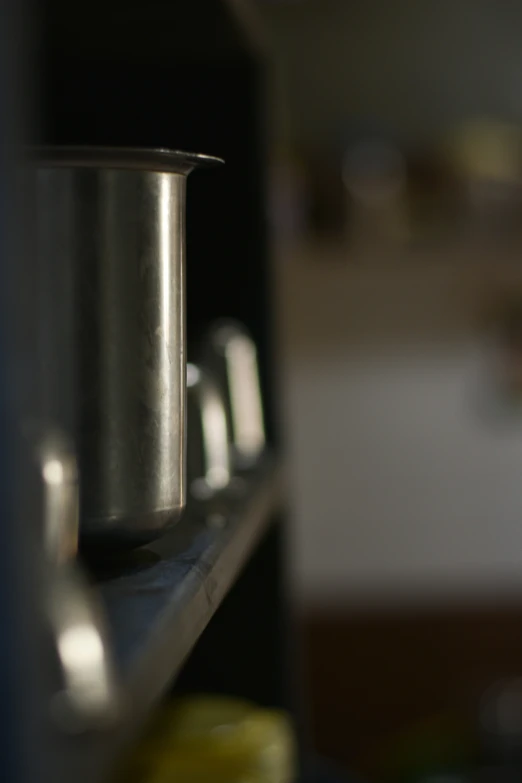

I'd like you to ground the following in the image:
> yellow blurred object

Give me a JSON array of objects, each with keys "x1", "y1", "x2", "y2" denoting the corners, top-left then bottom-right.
[
  {"x1": 445, "y1": 118, "x2": 522, "y2": 182},
  {"x1": 112, "y1": 696, "x2": 296, "y2": 783}
]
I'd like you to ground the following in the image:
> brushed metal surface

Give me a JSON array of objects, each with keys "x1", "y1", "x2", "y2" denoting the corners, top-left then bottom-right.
[{"x1": 36, "y1": 148, "x2": 221, "y2": 544}]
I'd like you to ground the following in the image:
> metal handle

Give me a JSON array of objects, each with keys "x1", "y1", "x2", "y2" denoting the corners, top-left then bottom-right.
[
  {"x1": 187, "y1": 362, "x2": 232, "y2": 501},
  {"x1": 205, "y1": 320, "x2": 266, "y2": 470},
  {"x1": 26, "y1": 423, "x2": 123, "y2": 732},
  {"x1": 47, "y1": 562, "x2": 123, "y2": 733}
]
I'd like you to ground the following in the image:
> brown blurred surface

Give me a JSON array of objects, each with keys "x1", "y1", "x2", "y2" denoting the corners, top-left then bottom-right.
[{"x1": 300, "y1": 603, "x2": 522, "y2": 780}]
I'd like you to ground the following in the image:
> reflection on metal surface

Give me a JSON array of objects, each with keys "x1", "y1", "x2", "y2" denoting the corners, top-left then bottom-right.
[
  {"x1": 187, "y1": 363, "x2": 231, "y2": 500},
  {"x1": 59, "y1": 623, "x2": 105, "y2": 669},
  {"x1": 25, "y1": 425, "x2": 79, "y2": 566},
  {"x1": 207, "y1": 321, "x2": 266, "y2": 470},
  {"x1": 57, "y1": 622, "x2": 110, "y2": 716},
  {"x1": 43, "y1": 458, "x2": 65, "y2": 485},
  {"x1": 187, "y1": 363, "x2": 202, "y2": 388},
  {"x1": 201, "y1": 382, "x2": 230, "y2": 491},
  {"x1": 48, "y1": 563, "x2": 122, "y2": 733},
  {"x1": 225, "y1": 334, "x2": 265, "y2": 463},
  {"x1": 42, "y1": 436, "x2": 79, "y2": 566}
]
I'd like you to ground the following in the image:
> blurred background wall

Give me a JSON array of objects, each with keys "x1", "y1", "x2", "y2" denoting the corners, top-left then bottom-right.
[
  {"x1": 254, "y1": 1, "x2": 522, "y2": 777},
  {"x1": 278, "y1": 254, "x2": 522, "y2": 603},
  {"x1": 256, "y1": 0, "x2": 522, "y2": 603},
  {"x1": 263, "y1": 0, "x2": 522, "y2": 146}
]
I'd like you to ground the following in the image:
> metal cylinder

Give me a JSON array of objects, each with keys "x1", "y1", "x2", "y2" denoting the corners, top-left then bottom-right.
[{"x1": 35, "y1": 147, "x2": 221, "y2": 546}]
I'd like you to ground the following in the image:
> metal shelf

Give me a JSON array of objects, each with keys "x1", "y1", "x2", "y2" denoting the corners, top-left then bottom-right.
[{"x1": 47, "y1": 458, "x2": 283, "y2": 783}]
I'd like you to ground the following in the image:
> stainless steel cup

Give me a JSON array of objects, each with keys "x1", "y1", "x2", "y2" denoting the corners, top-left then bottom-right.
[{"x1": 35, "y1": 147, "x2": 221, "y2": 546}]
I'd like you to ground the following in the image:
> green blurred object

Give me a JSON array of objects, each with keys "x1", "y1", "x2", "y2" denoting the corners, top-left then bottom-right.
[
  {"x1": 113, "y1": 695, "x2": 296, "y2": 783},
  {"x1": 372, "y1": 712, "x2": 476, "y2": 783}
]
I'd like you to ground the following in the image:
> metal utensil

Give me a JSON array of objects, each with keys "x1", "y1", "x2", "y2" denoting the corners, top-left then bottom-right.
[
  {"x1": 187, "y1": 362, "x2": 231, "y2": 502},
  {"x1": 35, "y1": 147, "x2": 222, "y2": 546},
  {"x1": 46, "y1": 561, "x2": 122, "y2": 733},
  {"x1": 204, "y1": 320, "x2": 266, "y2": 471},
  {"x1": 26, "y1": 423, "x2": 122, "y2": 732}
]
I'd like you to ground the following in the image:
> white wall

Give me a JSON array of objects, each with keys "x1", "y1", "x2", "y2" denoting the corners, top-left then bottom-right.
[{"x1": 277, "y1": 246, "x2": 522, "y2": 603}]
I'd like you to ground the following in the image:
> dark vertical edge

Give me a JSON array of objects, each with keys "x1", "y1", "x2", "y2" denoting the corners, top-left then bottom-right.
[{"x1": 0, "y1": 1, "x2": 50, "y2": 782}]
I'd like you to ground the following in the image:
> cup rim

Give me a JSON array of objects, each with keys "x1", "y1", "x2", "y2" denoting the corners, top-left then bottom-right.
[{"x1": 31, "y1": 146, "x2": 223, "y2": 175}]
